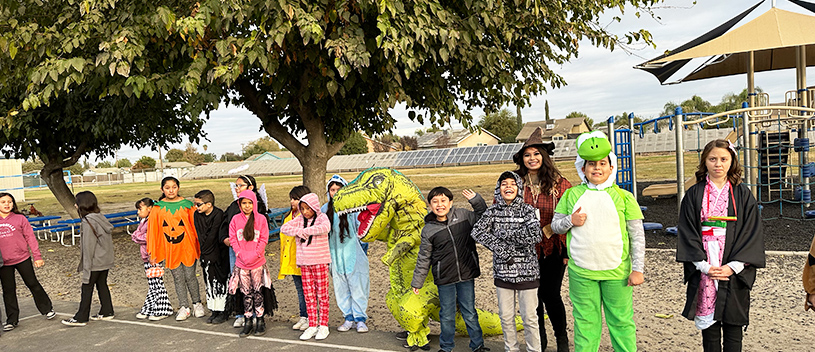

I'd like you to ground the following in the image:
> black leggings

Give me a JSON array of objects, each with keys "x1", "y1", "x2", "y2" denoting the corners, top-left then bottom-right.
[
  {"x1": 73, "y1": 270, "x2": 114, "y2": 323},
  {"x1": 536, "y1": 253, "x2": 568, "y2": 341},
  {"x1": 702, "y1": 321, "x2": 744, "y2": 352},
  {"x1": 0, "y1": 257, "x2": 53, "y2": 325}
]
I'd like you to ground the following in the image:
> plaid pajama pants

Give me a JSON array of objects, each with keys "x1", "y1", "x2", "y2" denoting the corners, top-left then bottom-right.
[{"x1": 300, "y1": 264, "x2": 330, "y2": 327}]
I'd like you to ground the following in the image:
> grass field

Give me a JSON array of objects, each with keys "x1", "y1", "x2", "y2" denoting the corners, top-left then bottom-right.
[{"x1": 21, "y1": 153, "x2": 700, "y2": 216}]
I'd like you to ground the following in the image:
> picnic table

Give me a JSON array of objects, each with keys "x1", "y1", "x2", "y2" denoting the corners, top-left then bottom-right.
[
  {"x1": 267, "y1": 207, "x2": 290, "y2": 242},
  {"x1": 50, "y1": 210, "x2": 140, "y2": 246},
  {"x1": 28, "y1": 215, "x2": 63, "y2": 241}
]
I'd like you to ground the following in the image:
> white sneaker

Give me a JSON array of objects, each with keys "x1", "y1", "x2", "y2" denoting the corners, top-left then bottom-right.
[
  {"x1": 337, "y1": 320, "x2": 354, "y2": 332},
  {"x1": 292, "y1": 316, "x2": 308, "y2": 330},
  {"x1": 135, "y1": 313, "x2": 148, "y2": 320},
  {"x1": 175, "y1": 306, "x2": 190, "y2": 321},
  {"x1": 192, "y1": 302, "x2": 206, "y2": 318},
  {"x1": 315, "y1": 325, "x2": 330, "y2": 340},
  {"x1": 233, "y1": 316, "x2": 245, "y2": 328},
  {"x1": 148, "y1": 315, "x2": 169, "y2": 321},
  {"x1": 300, "y1": 326, "x2": 318, "y2": 340},
  {"x1": 356, "y1": 321, "x2": 369, "y2": 333}
]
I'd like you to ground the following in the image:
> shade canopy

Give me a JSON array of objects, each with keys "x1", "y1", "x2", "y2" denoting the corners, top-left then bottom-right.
[{"x1": 636, "y1": 2, "x2": 815, "y2": 84}]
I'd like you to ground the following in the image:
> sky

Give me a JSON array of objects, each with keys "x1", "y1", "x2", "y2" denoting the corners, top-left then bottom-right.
[{"x1": 105, "y1": 0, "x2": 815, "y2": 164}]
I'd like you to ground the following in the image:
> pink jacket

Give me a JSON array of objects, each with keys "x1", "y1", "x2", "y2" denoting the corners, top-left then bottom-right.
[
  {"x1": 229, "y1": 190, "x2": 269, "y2": 270},
  {"x1": 279, "y1": 193, "x2": 331, "y2": 266},
  {"x1": 0, "y1": 213, "x2": 42, "y2": 265},
  {"x1": 131, "y1": 219, "x2": 149, "y2": 263}
]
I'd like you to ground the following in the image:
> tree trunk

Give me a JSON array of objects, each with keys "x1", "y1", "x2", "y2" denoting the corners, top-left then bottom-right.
[
  {"x1": 298, "y1": 151, "x2": 331, "y2": 204},
  {"x1": 40, "y1": 162, "x2": 78, "y2": 218}
]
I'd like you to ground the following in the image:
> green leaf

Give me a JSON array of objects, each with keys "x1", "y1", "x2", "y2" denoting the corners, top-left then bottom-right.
[{"x1": 326, "y1": 80, "x2": 338, "y2": 96}]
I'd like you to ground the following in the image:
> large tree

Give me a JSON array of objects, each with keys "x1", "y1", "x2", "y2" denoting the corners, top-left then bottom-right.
[
  {"x1": 1, "y1": 0, "x2": 661, "y2": 194},
  {"x1": 478, "y1": 108, "x2": 521, "y2": 144}
]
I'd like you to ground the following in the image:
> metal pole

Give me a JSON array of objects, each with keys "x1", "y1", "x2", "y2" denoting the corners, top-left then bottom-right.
[
  {"x1": 628, "y1": 113, "x2": 638, "y2": 198},
  {"x1": 675, "y1": 107, "x2": 685, "y2": 207},
  {"x1": 607, "y1": 116, "x2": 615, "y2": 147},
  {"x1": 748, "y1": 51, "x2": 755, "y2": 108},
  {"x1": 798, "y1": 45, "x2": 810, "y2": 207},
  {"x1": 741, "y1": 102, "x2": 755, "y2": 196}
]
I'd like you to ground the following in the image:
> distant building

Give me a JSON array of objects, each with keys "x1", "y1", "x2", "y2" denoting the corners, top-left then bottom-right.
[
  {"x1": 244, "y1": 151, "x2": 294, "y2": 161},
  {"x1": 417, "y1": 129, "x2": 501, "y2": 150},
  {"x1": 362, "y1": 135, "x2": 399, "y2": 153},
  {"x1": 0, "y1": 158, "x2": 24, "y2": 201},
  {"x1": 516, "y1": 117, "x2": 591, "y2": 142},
  {"x1": 161, "y1": 161, "x2": 196, "y2": 171}
]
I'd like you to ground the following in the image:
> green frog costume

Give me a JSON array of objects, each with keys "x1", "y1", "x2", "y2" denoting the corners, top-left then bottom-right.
[{"x1": 551, "y1": 131, "x2": 645, "y2": 352}]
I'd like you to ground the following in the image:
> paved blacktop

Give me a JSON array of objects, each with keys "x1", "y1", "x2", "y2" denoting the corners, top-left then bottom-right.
[{"x1": 0, "y1": 300, "x2": 509, "y2": 351}]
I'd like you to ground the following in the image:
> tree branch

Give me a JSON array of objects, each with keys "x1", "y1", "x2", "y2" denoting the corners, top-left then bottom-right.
[
  {"x1": 234, "y1": 78, "x2": 306, "y2": 157},
  {"x1": 61, "y1": 140, "x2": 89, "y2": 168}
]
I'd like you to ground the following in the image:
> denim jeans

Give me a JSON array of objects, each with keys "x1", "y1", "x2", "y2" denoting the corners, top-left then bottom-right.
[
  {"x1": 293, "y1": 275, "x2": 307, "y2": 317},
  {"x1": 438, "y1": 280, "x2": 484, "y2": 351}
]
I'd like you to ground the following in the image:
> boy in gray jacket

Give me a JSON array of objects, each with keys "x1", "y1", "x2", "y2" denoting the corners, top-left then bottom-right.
[{"x1": 411, "y1": 187, "x2": 488, "y2": 352}]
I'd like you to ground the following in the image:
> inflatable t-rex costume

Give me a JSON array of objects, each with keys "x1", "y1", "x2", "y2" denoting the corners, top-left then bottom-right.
[{"x1": 333, "y1": 167, "x2": 512, "y2": 347}]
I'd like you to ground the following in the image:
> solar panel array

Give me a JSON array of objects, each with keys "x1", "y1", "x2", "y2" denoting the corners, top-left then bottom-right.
[{"x1": 185, "y1": 144, "x2": 526, "y2": 179}]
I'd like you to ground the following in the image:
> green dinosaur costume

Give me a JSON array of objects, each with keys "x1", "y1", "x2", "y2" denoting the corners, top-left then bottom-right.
[{"x1": 333, "y1": 167, "x2": 512, "y2": 348}]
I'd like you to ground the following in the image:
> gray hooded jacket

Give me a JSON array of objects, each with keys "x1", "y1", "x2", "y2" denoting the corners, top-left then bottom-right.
[
  {"x1": 77, "y1": 213, "x2": 114, "y2": 284},
  {"x1": 470, "y1": 171, "x2": 542, "y2": 288}
]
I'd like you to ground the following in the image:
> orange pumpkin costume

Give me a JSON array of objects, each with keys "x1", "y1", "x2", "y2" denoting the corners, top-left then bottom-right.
[{"x1": 147, "y1": 199, "x2": 200, "y2": 270}]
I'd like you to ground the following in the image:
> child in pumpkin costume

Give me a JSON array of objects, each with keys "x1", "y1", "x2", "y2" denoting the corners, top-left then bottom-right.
[
  {"x1": 551, "y1": 131, "x2": 645, "y2": 352},
  {"x1": 147, "y1": 177, "x2": 203, "y2": 321}
]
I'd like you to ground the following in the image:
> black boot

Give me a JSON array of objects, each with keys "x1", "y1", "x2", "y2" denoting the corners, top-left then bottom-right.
[
  {"x1": 239, "y1": 317, "x2": 254, "y2": 337},
  {"x1": 206, "y1": 311, "x2": 218, "y2": 324},
  {"x1": 254, "y1": 316, "x2": 266, "y2": 336},
  {"x1": 556, "y1": 335, "x2": 569, "y2": 352},
  {"x1": 211, "y1": 311, "x2": 227, "y2": 325}
]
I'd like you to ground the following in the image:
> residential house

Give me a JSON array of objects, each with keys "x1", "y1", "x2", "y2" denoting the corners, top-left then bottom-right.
[
  {"x1": 363, "y1": 135, "x2": 399, "y2": 153},
  {"x1": 417, "y1": 129, "x2": 500, "y2": 149},
  {"x1": 244, "y1": 151, "x2": 294, "y2": 161},
  {"x1": 515, "y1": 117, "x2": 591, "y2": 142}
]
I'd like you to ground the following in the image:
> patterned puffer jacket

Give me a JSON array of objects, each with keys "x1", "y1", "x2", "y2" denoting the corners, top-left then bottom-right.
[{"x1": 470, "y1": 171, "x2": 541, "y2": 284}]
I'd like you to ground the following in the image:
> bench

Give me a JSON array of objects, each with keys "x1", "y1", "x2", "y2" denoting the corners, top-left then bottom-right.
[
  {"x1": 28, "y1": 215, "x2": 62, "y2": 240},
  {"x1": 53, "y1": 210, "x2": 140, "y2": 246},
  {"x1": 267, "y1": 207, "x2": 289, "y2": 243}
]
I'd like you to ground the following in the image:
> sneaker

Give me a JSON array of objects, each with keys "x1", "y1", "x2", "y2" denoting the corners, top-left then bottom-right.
[
  {"x1": 300, "y1": 326, "x2": 318, "y2": 340},
  {"x1": 315, "y1": 325, "x2": 330, "y2": 340},
  {"x1": 45, "y1": 310, "x2": 57, "y2": 320},
  {"x1": 403, "y1": 342, "x2": 430, "y2": 351},
  {"x1": 193, "y1": 302, "x2": 206, "y2": 318},
  {"x1": 148, "y1": 315, "x2": 169, "y2": 321},
  {"x1": 2, "y1": 323, "x2": 15, "y2": 332},
  {"x1": 356, "y1": 321, "x2": 369, "y2": 333},
  {"x1": 337, "y1": 320, "x2": 354, "y2": 332},
  {"x1": 396, "y1": 331, "x2": 409, "y2": 340},
  {"x1": 61, "y1": 318, "x2": 87, "y2": 327},
  {"x1": 233, "y1": 316, "x2": 245, "y2": 328},
  {"x1": 90, "y1": 314, "x2": 114, "y2": 321},
  {"x1": 292, "y1": 316, "x2": 308, "y2": 330},
  {"x1": 175, "y1": 306, "x2": 190, "y2": 321},
  {"x1": 136, "y1": 313, "x2": 148, "y2": 320}
]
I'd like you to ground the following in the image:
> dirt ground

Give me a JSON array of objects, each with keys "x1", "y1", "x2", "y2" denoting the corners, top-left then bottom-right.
[{"x1": 3, "y1": 225, "x2": 812, "y2": 351}]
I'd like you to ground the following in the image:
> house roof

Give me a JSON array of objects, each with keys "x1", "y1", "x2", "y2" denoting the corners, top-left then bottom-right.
[
  {"x1": 417, "y1": 129, "x2": 500, "y2": 148},
  {"x1": 162, "y1": 161, "x2": 196, "y2": 168},
  {"x1": 516, "y1": 117, "x2": 588, "y2": 141},
  {"x1": 363, "y1": 135, "x2": 399, "y2": 151}
]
